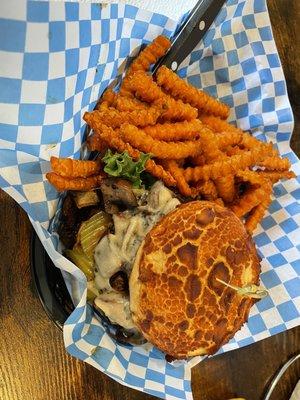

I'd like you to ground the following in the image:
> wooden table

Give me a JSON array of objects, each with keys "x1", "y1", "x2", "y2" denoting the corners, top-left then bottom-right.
[{"x1": 0, "y1": 1, "x2": 299, "y2": 399}]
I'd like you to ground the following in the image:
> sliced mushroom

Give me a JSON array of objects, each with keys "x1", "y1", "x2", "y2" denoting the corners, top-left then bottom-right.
[
  {"x1": 100, "y1": 178, "x2": 137, "y2": 214},
  {"x1": 72, "y1": 190, "x2": 99, "y2": 209},
  {"x1": 109, "y1": 270, "x2": 129, "y2": 294}
]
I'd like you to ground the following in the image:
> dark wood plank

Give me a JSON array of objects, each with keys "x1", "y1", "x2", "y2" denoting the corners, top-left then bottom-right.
[
  {"x1": 0, "y1": 1, "x2": 299, "y2": 400},
  {"x1": 267, "y1": 0, "x2": 300, "y2": 156}
]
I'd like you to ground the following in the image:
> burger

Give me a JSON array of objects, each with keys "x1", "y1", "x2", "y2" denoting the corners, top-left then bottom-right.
[
  {"x1": 60, "y1": 178, "x2": 261, "y2": 359},
  {"x1": 130, "y1": 200, "x2": 260, "y2": 358}
]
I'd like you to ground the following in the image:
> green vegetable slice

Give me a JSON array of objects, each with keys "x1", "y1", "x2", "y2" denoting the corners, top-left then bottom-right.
[
  {"x1": 65, "y1": 247, "x2": 94, "y2": 281},
  {"x1": 102, "y1": 149, "x2": 151, "y2": 188},
  {"x1": 80, "y1": 211, "x2": 111, "y2": 258}
]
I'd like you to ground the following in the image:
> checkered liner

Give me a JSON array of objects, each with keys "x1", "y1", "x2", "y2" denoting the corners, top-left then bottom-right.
[{"x1": 0, "y1": 0, "x2": 299, "y2": 399}]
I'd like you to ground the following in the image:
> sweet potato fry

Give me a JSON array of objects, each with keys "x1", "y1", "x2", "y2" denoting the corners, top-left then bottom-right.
[
  {"x1": 124, "y1": 71, "x2": 197, "y2": 121},
  {"x1": 115, "y1": 96, "x2": 148, "y2": 112},
  {"x1": 200, "y1": 115, "x2": 238, "y2": 133},
  {"x1": 190, "y1": 154, "x2": 206, "y2": 166},
  {"x1": 84, "y1": 107, "x2": 160, "y2": 128},
  {"x1": 230, "y1": 181, "x2": 272, "y2": 218},
  {"x1": 156, "y1": 66, "x2": 230, "y2": 119},
  {"x1": 216, "y1": 131, "x2": 243, "y2": 150},
  {"x1": 96, "y1": 88, "x2": 116, "y2": 110},
  {"x1": 145, "y1": 160, "x2": 176, "y2": 187},
  {"x1": 189, "y1": 125, "x2": 235, "y2": 201},
  {"x1": 154, "y1": 96, "x2": 198, "y2": 121},
  {"x1": 120, "y1": 36, "x2": 171, "y2": 96},
  {"x1": 214, "y1": 198, "x2": 225, "y2": 207},
  {"x1": 240, "y1": 135, "x2": 276, "y2": 154},
  {"x1": 126, "y1": 71, "x2": 163, "y2": 102},
  {"x1": 120, "y1": 123, "x2": 202, "y2": 159},
  {"x1": 225, "y1": 145, "x2": 245, "y2": 156},
  {"x1": 236, "y1": 169, "x2": 267, "y2": 186},
  {"x1": 86, "y1": 133, "x2": 108, "y2": 152},
  {"x1": 256, "y1": 170, "x2": 296, "y2": 183},
  {"x1": 86, "y1": 122, "x2": 176, "y2": 186},
  {"x1": 50, "y1": 156, "x2": 101, "y2": 178},
  {"x1": 184, "y1": 144, "x2": 273, "y2": 182},
  {"x1": 215, "y1": 175, "x2": 235, "y2": 203},
  {"x1": 197, "y1": 126, "x2": 223, "y2": 163},
  {"x1": 162, "y1": 160, "x2": 193, "y2": 197},
  {"x1": 201, "y1": 115, "x2": 278, "y2": 156},
  {"x1": 189, "y1": 126, "x2": 235, "y2": 202},
  {"x1": 192, "y1": 180, "x2": 218, "y2": 200},
  {"x1": 128, "y1": 35, "x2": 171, "y2": 75},
  {"x1": 257, "y1": 155, "x2": 291, "y2": 171},
  {"x1": 245, "y1": 193, "x2": 272, "y2": 234},
  {"x1": 46, "y1": 172, "x2": 104, "y2": 192},
  {"x1": 143, "y1": 120, "x2": 203, "y2": 141}
]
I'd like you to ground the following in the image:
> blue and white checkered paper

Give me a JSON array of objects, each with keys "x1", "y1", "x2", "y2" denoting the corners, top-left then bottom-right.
[{"x1": 0, "y1": 0, "x2": 299, "y2": 399}]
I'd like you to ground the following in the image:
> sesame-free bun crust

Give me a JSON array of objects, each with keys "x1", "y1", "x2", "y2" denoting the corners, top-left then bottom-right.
[{"x1": 129, "y1": 201, "x2": 260, "y2": 358}]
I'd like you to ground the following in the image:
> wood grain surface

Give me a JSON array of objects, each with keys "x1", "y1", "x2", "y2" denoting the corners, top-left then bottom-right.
[{"x1": 0, "y1": 1, "x2": 299, "y2": 400}]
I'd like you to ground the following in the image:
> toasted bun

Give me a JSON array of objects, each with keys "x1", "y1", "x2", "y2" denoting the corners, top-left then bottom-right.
[{"x1": 129, "y1": 201, "x2": 260, "y2": 358}]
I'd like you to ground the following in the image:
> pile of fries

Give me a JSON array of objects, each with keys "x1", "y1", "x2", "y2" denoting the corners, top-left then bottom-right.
[{"x1": 47, "y1": 35, "x2": 295, "y2": 233}]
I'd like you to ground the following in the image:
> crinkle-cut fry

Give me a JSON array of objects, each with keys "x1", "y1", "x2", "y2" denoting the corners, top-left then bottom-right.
[
  {"x1": 214, "y1": 198, "x2": 225, "y2": 207},
  {"x1": 215, "y1": 175, "x2": 235, "y2": 203},
  {"x1": 46, "y1": 172, "x2": 104, "y2": 192},
  {"x1": 241, "y1": 136, "x2": 278, "y2": 157},
  {"x1": 96, "y1": 103, "x2": 110, "y2": 112},
  {"x1": 216, "y1": 131, "x2": 243, "y2": 150},
  {"x1": 230, "y1": 181, "x2": 272, "y2": 218},
  {"x1": 86, "y1": 133, "x2": 108, "y2": 152},
  {"x1": 156, "y1": 66, "x2": 230, "y2": 119},
  {"x1": 50, "y1": 156, "x2": 101, "y2": 178},
  {"x1": 236, "y1": 169, "x2": 268, "y2": 186},
  {"x1": 96, "y1": 89, "x2": 116, "y2": 110},
  {"x1": 154, "y1": 96, "x2": 198, "y2": 121},
  {"x1": 120, "y1": 36, "x2": 171, "y2": 96},
  {"x1": 162, "y1": 160, "x2": 193, "y2": 197},
  {"x1": 189, "y1": 125, "x2": 235, "y2": 202},
  {"x1": 192, "y1": 180, "x2": 218, "y2": 200},
  {"x1": 245, "y1": 193, "x2": 272, "y2": 234},
  {"x1": 200, "y1": 115, "x2": 238, "y2": 133},
  {"x1": 120, "y1": 123, "x2": 202, "y2": 159},
  {"x1": 190, "y1": 126, "x2": 235, "y2": 201},
  {"x1": 143, "y1": 120, "x2": 203, "y2": 141},
  {"x1": 102, "y1": 88, "x2": 116, "y2": 105},
  {"x1": 115, "y1": 96, "x2": 148, "y2": 112},
  {"x1": 128, "y1": 35, "x2": 171, "y2": 75},
  {"x1": 83, "y1": 107, "x2": 160, "y2": 129},
  {"x1": 257, "y1": 155, "x2": 291, "y2": 171},
  {"x1": 226, "y1": 145, "x2": 245, "y2": 156},
  {"x1": 257, "y1": 170, "x2": 296, "y2": 183},
  {"x1": 144, "y1": 160, "x2": 176, "y2": 187},
  {"x1": 88, "y1": 123, "x2": 176, "y2": 186},
  {"x1": 197, "y1": 125, "x2": 223, "y2": 162},
  {"x1": 119, "y1": 77, "x2": 134, "y2": 98},
  {"x1": 190, "y1": 154, "x2": 206, "y2": 166},
  {"x1": 124, "y1": 71, "x2": 198, "y2": 121},
  {"x1": 201, "y1": 115, "x2": 278, "y2": 156},
  {"x1": 184, "y1": 144, "x2": 273, "y2": 182},
  {"x1": 126, "y1": 71, "x2": 163, "y2": 102}
]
